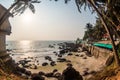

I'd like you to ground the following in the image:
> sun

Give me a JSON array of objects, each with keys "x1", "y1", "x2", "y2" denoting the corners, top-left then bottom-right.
[{"x1": 21, "y1": 10, "x2": 34, "y2": 23}]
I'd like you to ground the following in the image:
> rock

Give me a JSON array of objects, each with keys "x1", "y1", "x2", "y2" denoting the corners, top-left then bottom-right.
[
  {"x1": 19, "y1": 59, "x2": 31, "y2": 67},
  {"x1": 66, "y1": 60, "x2": 71, "y2": 62},
  {"x1": 62, "y1": 66, "x2": 83, "y2": 80},
  {"x1": 45, "y1": 72, "x2": 53, "y2": 77},
  {"x1": 75, "y1": 54, "x2": 79, "y2": 57},
  {"x1": 58, "y1": 54, "x2": 62, "y2": 57},
  {"x1": 34, "y1": 65, "x2": 38, "y2": 69},
  {"x1": 13, "y1": 71, "x2": 22, "y2": 76},
  {"x1": 59, "y1": 49, "x2": 68, "y2": 54},
  {"x1": 82, "y1": 71, "x2": 89, "y2": 76},
  {"x1": 53, "y1": 51, "x2": 57, "y2": 54},
  {"x1": 59, "y1": 47, "x2": 63, "y2": 49},
  {"x1": 31, "y1": 73, "x2": 45, "y2": 80},
  {"x1": 49, "y1": 45, "x2": 54, "y2": 48},
  {"x1": 25, "y1": 71, "x2": 31, "y2": 76},
  {"x1": 57, "y1": 58, "x2": 67, "y2": 62},
  {"x1": 38, "y1": 71, "x2": 45, "y2": 76},
  {"x1": 16, "y1": 67, "x2": 26, "y2": 73},
  {"x1": 53, "y1": 72, "x2": 62, "y2": 79},
  {"x1": 67, "y1": 63, "x2": 73, "y2": 67},
  {"x1": 83, "y1": 57, "x2": 87, "y2": 59},
  {"x1": 80, "y1": 54, "x2": 84, "y2": 57},
  {"x1": 44, "y1": 56, "x2": 52, "y2": 61},
  {"x1": 89, "y1": 71, "x2": 96, "y2": 75},
  {"x1": 50, "y1": 61, "x2": 56, "y2": 66},
  {"x1": 53, "y1": 69, "x2": 58, "y2": 73},
  {"x1": 42, "y1": 62, "x2": 48, "y2": 66},
  {"x1": 67, "y1": 53, "x2": 73, "y2": 56},
  {"x1": 23, "y1": 64, "x2": 30, "y2": 68}
]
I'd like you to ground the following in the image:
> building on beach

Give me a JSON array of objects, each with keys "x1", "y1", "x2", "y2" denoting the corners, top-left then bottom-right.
[{"x1": 0, "y1": 4, "x2": 11, "y2": 62}]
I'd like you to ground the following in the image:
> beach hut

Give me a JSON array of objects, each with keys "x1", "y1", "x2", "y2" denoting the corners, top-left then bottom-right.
[{"x1": 0, "y1": 4, "x2": 11, "y2": 62}]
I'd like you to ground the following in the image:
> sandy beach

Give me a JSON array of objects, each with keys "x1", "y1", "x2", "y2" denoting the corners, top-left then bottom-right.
[{"x1": 26, "y1": 51, "x2": 106, "y2": 80}]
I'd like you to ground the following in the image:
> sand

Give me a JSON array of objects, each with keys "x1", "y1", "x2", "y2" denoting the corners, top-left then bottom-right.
[{"x1": 27, "y1": 51, "x2": 106, "y2": 79}]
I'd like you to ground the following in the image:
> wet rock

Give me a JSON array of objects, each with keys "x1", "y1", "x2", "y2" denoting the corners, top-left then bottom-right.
[
  {"x1": 67, "y1": 53, "x2": 73, "y2": 56},
  {"x1": 59, "y1": 49, "x2": 66, "y2": 54},
  {"x1": 45, "y1": 56, "x2": 52, "y2": 61},
  {"x1": 38, "y1": 71, "x2": 45, "y2": 76},
  {"x1": 53, "y1": 69, "x2": 58, "y2": 73},
  {"x1": 62, "y1": 66, "x2": 83, "y2": 80},
  {"x1": 45, "y1": 72, "x2": 53, "y2": 77},
  {"x1": 50, "y1": 61, "x2": 56, "y2": 66},
  {"x1": 57, "y1": 58, "x2": 67, "y2": 62},
  {"x1": 42, "y1": 62, "x2": 48, "y2": 66},
  {"x1": 53, "y1": 51, "x2": 57, "y2": 54},
  {"x1": 58, "y1": 54, "x2": 62, "y2": 57},
  {"x1": 19, "y1": 59, "x2": 31, "y2": 67},
  {"x1": 31, "y1": 73, "x2": 45, "y2": 80},
  {"x1": 49, "y1": 45, "x2": 54, "y2": 48}
]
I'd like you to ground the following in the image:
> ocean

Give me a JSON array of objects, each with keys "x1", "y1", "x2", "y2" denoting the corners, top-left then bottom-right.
[{"x1": 6, "y1": 40, "x2": 73, "y2": 65}]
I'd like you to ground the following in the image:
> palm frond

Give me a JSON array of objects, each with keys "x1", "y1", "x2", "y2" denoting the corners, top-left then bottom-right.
[{"x1": 29, "y1": 3, "x2": 35, "y2": 13}]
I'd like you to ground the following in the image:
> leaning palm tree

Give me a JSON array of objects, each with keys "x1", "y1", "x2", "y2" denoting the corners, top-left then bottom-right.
[{"x1": 0, "y1": 0, "x2": 40, "y2": 29}]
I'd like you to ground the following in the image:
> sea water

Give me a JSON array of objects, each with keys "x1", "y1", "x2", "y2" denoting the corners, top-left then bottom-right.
[{"x1": 6, "y1": 40, "x2": 73, "y2": 65}]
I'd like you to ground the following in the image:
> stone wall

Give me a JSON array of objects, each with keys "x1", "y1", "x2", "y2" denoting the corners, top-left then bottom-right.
[{"x1": 88, "y1": 45, "x2": 113, "y2": 65}]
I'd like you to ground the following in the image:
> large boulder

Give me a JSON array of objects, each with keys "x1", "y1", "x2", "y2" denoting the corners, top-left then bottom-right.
[
  {"x1": 31, "y1": 73, "x2": 45, "y2": 80},
  {"x1": 62, "y1": 66, "x2": 83, "y2": 80}
]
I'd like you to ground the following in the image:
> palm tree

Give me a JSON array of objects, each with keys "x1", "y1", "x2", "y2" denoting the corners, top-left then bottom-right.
[
  {"x1": 0, "y1": 0, "x2": 40, "y2": 29},
  {"x1": 74, "y1": 0, "x2": 120, "y2": 67}
]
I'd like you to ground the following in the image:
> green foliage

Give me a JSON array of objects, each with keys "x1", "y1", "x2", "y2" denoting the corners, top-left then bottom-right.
[
  {"x1": 83, "y1": 18, "x2": 106, "y2": 41},
  {"x1": 76, "y1": 37, "x2": 81, "y2": 44}
]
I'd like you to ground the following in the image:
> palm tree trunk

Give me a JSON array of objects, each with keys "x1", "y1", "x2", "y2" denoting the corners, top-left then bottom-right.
[
  {"x1": 101, "y1": 11, "x2": 120, "y2": 40},
  {"x1": 88, "y1": 0, "x2": 120, "y2": 67},
  {"x1": 0, "y1": 0, "x2": 19, "y2": 28}
]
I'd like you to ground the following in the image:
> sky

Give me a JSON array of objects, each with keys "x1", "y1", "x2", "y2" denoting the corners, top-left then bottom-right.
[{"x1": 0, "y1": 0, "x2": 96, "y2": 41}]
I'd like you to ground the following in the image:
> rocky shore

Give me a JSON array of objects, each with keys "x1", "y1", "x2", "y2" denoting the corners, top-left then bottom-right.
[
  {"x1": 8, "y1": 50, "x2": 106, "y2": 80},
  {"x1": 0, "y1": 42, "x2": 111, "y2": 80}
]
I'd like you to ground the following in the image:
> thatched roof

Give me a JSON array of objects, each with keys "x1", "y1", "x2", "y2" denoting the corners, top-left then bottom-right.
[{"x1": 0, "y1": 4, "x2": 11, "y2": 35}]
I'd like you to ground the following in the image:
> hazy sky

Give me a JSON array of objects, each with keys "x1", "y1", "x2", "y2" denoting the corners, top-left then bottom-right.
[{"x1": 0, "y1": 0, "x2": 96, "y2": 41}]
